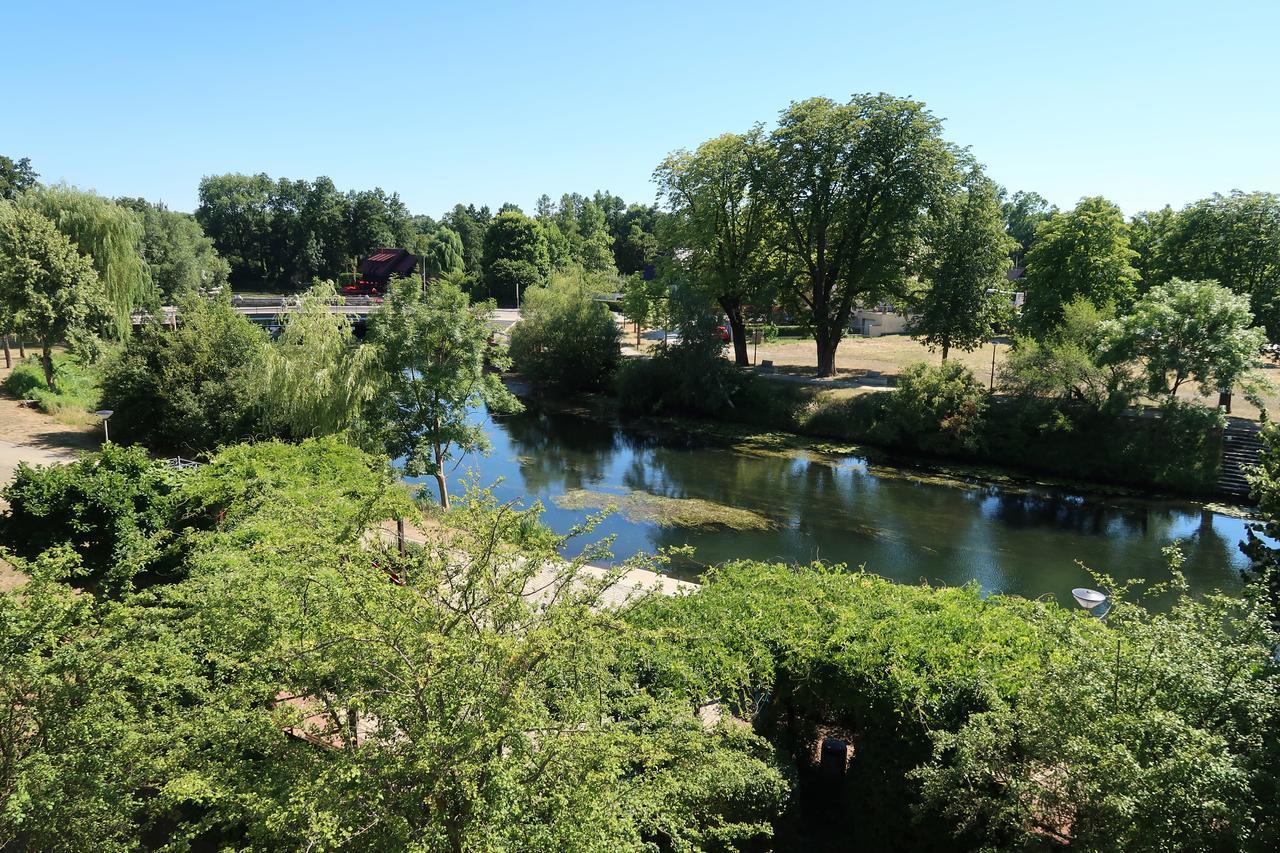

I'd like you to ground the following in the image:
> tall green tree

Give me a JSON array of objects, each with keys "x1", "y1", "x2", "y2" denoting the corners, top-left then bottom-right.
[
  {"x1": 116, "y1": 197, "x2": 230, "y2": 301},
  {"x1": 655, "y1": 132, "x2": 774, "y2": 366},
  {"x1": 0, "y1": 203, "x2": 110, "y2": 389},
  {"x1": 363, "y1": 277, "x2": 520, "y2": 508},
  {"x1": 20, "y1": 185, "x2": 152, "y2": 337},
  {"x1": 508, "y1": 270, "x2": 622, "y2": 392},
  {"x1": 420, "y1": 226, "x2": 465, "y2": 278},
  {"x1": 1020, "y1": 196, "x2": 1139, "y2": 337},
  {"x1": 1154, "y1": 191, "x2": 1280, "y2": 340},
  {"x1": 0, "y1": 155, "x2": 38, "y2": 200},
  {"x1": 1102, "y1": 278, "x2": 1265, "y2": 402},
  {"x1": 482, "y1": 211, "x2": 550, "y2": 306},
  {"x1": 1000, "y1": 189, "x2": 1056, "y2": 267},
  {"x1": 911, "y1": 170, "x2": 1016, "y2": 360},
  {"x1": 1128, "y1": 205, "x2": 1179, "y2": 287},
  {"x1": 753, "y1": 94, "x2": 958, "y2": 376}
]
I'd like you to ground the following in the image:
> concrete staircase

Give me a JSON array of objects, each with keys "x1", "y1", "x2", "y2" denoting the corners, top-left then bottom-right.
[{"x1": 1218, "y1": 422, "x2": 1263, "y2": 500}]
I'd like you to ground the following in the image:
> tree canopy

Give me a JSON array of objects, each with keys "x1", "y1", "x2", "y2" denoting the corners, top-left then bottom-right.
[
  {"x1": 0, "y1": 202, "x2": 111, "y2": 388},
  {"x1": 362, "y1": 277, "x2": 520, "y2": 507},
  {"x1": 1020, "y1": 196, "x2": 1139, "y2": 337},
  {"x1": 655, "y1": 132, "x2": 774, "y2": 366},
  {"x1": 911, "y1": 170, "x2": 1015, "y2": 360},
  {"x1": 753, "y1": 94, "x2": 958, "y2": 376},
  {"x1": 20, "y1": 184, "x2": 152, "y2": 337}
]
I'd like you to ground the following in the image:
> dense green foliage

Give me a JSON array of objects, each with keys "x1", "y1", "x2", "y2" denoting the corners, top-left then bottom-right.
[
  {"x1": 0, "y1": 440, "x2": 788, "y2": 850},
  {"x1": 0, "y1": 202, "x2": 111, "y2": 389},
  {"x1": 910, "y1": 170, "x2": 1015, "y2": 359},
  {"x1": 1244, "y1": 424, "x2": 1280, "y2": 620},
  {"x1": 195, "y1": 173, "x2": 417, "y2": 290},
  {"x1": 0, "y1": 445, "x2": 180, "y2": 595},
  {"x1": 1021, "y1": 196, "x2": 1140, "y2": 337},
  {"x1": 752, "y1": 95, "x2": 959, "y2": 376},
  {"x1": 1143, "y1": 191, "x2": 1280, "y2": 339},
  {"x1": 508, "y1": 271, "x2": 622, "y2": 392},
  {"x1": 99, "y1": 295, "x2": 269, "y2": 451},
  {"x1": 481, "y1": 210, "x2": 551, "y2": 305},
  {"x1": 629, "y1": 560, "x2": 1279, "y2": 851},
  {"x1": 261, "y1": 284, "x2": 377, "y2": 440},
  {"x1": 19, "y1": 184, "x2": 153, "y2": 337},
  {"x1": 616, "y1": 320, "x2": 790, "y2": 426},
  {"x1": 1000, "y1": 189, "x2": 1056, "y2": 267},
  {"x1": 116, "y1": 197, "x2": 230, "y2": 301},
  {"x1": 0, "y1": 155, "x2": 38, "y2": 200},
  {"x1": 655, "y1": 132, "x2": 774, "y2": 366},
  {"x1": 1103, "y1": 278, "x2": 1266, "y2": 401},
  {"x1": 362, "y1": 277, "x2": 520, "y2": 507}
]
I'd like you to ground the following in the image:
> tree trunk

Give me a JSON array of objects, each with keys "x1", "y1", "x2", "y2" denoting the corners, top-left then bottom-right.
[
  {"x1": 941, "y1": 341, "x2": 950, "y2": 362},
  {"x1": 40, "y1": 344, "x2": 55, "y2": 390},
  {"x1": 1218, "y1": 389, "x2": 1232, "y2": 413},
  {"x1": 396, "y1": 517, "x2": 406, "y2": 555},
  {"x1": 815, "y1": 324, "x2": 840, "y2": 377},
  {"x1": 2, "y1": 336, "x2": 10, "y2": 370},
  {"x1": 18, "y1": 338, "x2": 25, "y2": 359},
  {"x1": 435, "y1": 472, "x2": 450, "y2": 511},
  {"x1": 719, "y1": 298, "x2": 749, "y2": 367}
]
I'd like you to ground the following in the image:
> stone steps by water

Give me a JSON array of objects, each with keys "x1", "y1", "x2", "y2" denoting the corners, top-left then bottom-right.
[{"x1": 1218, "y1": 422, "x2": 1263, "y2": 500}]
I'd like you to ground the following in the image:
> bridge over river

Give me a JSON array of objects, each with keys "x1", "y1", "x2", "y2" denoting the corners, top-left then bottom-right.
[{"x1": 131, "y1": 297, "x2": 521, "y2": 335}]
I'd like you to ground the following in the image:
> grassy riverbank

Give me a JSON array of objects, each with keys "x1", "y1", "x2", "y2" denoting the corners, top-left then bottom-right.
[{"x1": 510, "y1": 373, "x2": 1231, "y2": 504}]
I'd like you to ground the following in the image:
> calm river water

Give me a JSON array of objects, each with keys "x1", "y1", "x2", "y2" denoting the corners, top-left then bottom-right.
[{"x1": 412, "y1": 402, "x2": 1254, "y2": 605}]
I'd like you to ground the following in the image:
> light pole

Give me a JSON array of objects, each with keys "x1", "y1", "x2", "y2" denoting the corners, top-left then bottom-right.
[{"x1": 94, "y1": 409, "x2": 113, "y2": 445}]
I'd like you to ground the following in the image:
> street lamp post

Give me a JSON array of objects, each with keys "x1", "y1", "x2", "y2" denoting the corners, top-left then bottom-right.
[{"x1": 94, "y1": 409, "x2": 113, "y2": 445}]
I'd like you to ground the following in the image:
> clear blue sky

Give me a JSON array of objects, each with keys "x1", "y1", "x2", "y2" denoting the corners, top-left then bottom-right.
[{"x1": 4, "y1": 0, "x2": 1277, "y2": 218}]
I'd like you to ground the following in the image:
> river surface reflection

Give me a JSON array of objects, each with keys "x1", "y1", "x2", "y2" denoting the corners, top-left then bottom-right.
[{"x1": 409, "y1": 402, "x2": 1254, "y2": 605}]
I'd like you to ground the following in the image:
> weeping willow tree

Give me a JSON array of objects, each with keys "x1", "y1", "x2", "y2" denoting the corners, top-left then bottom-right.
[
  {"x1": 423, "y1": 226, "x2": 465, "y2": 278},
  {"x1": 21, "y1": 184, "x2": 152, "y2": 338},
  {"x1": 262, "y1": 283, "x2": 378, "y2": 438}
]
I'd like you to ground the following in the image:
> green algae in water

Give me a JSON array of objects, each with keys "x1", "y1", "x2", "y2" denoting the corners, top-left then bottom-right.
[{"x1": 553, "y1": 488, "x2": 777, "y2": 531}]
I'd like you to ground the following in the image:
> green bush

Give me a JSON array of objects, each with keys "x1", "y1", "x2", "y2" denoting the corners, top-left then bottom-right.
[
  {"x1": 2, "y1": 353, "x2": 101, "y2": 416},
  {"x1": 99, "y1": 296, "x2": 269, "y2": 451},
  {"x1": 0, "y1": 444, "x2": 182, "y2": 595},
  {"x1": 870, "y1": 361, "x2": 988, "y2": 454},
  {"x1": 616, "y1": 318, "x2": 799, "y2": 427},
  {"x1": 508, "y1": 272, "x2": 621, "y2": 392}
]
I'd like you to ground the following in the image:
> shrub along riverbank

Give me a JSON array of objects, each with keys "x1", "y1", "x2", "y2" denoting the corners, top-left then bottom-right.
[{"x1": 607, "y1": 346, "x2": 1226, "y2": 497}]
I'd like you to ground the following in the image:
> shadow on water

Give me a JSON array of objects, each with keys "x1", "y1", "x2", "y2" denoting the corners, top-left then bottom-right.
[{"x1": 415, "y1": 400, "x2": 1253, "y2": 606}]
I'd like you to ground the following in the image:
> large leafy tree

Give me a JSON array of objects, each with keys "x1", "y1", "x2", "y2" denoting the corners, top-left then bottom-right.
[
  {"x1": 911, "y1": 170, "x2": 1015, "y2": 360},
  {"x1": 482, "y1": 210, "x2": 551, "y2": 306},
  {"x1": 0, "y1": 155, "x2": 38, "y2": 200},
  {"x1": 1020, "y1": 196, "x2": 1139, "y2": 338},
  {"x1": 442, "y1": 203, "x2": 492, "y2": 273},
  {"x1": 655, "y1": 132, "x2": 774, "y2": 366},
  {"x1": 116, "y1": 197, "x2": 230, "y2": 301},
  {"x1": 0, "y1": 203, "x2": 111, "y2": 388},
  {"x1": 363, "y1": 277, "x2": 520, "y2": 508},
  {"x1": 1000, "y1": 189, "x2": 1056, "y2": 267},
  {"x1": 1103, "y1": 278, "x2": 1265, "y2": 402},
  {"x1": 20, "y1": 185, "x2": 151, "y2": 337},
  {"x1": 420, "y1": 226, "x2": 465, "y2": 279},
  {"x1": 1154, "y1": 191, "x2": 1280, "y2": 340},
  {"x1": 753, "y1": 94, "x2": 958, "y2": 376}
]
